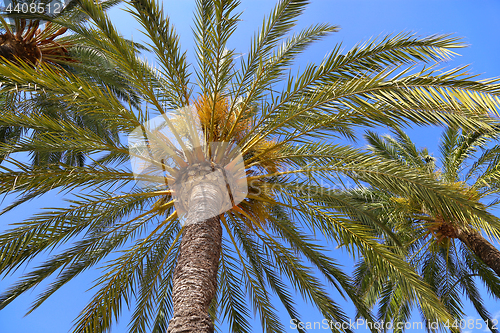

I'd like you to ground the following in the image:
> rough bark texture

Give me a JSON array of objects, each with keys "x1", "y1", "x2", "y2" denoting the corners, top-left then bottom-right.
[
  {"x1": 458, "y1": 227, "x2": 500, "y2": 277},
  {"x1": 167, "y1": 180, "x2": 223, "y2": 333}
]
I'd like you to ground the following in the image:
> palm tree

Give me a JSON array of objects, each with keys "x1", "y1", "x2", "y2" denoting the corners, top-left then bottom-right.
[
  {"x1": 1, "y1": 0, "x2": 500, "y2": 332},
  {"x1": 349, "y1": 128, "x2": 500, "y2": 332},
  {"x1": 0, "y1": 1, "x2": 142, "y2": 166},
  {"x1": 0, "y1": 6, "x2": 74, "y2": 159}
]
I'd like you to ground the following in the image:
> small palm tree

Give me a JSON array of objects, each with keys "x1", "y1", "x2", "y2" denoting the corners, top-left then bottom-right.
[
  {"x1": 350, "y1": 127, "x2": 500, "y2": 332},
  {"x1": 1, "y1": 0, "x2": 500, "y2": 332}
]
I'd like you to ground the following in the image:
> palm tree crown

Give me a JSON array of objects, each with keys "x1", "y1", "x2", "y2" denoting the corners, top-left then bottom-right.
[{"x1": 351, "y1": 127, "x2": 500, "y2": 332}]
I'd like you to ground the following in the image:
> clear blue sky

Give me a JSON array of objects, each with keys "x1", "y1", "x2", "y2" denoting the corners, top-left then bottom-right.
[{"x1": 1, "y1": 1, "x2": 500, "y2": 332}]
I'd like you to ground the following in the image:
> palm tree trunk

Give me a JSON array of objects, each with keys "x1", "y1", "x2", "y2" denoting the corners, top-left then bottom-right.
[
  {"x1": 457, "y1": 227, "x2": 500, "y2": 277},
  {"x1": 167, "y1": 180, "x2": 223, "y2": 333}
]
